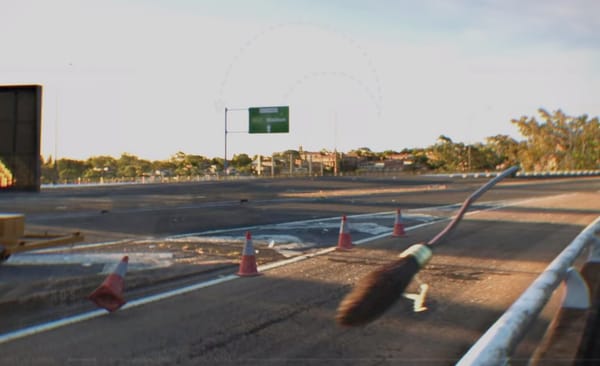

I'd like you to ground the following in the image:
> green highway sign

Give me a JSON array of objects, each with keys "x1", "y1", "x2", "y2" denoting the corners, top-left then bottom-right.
[{"x1": 249, "y1": 106, "x2": 289, "y2": 134}]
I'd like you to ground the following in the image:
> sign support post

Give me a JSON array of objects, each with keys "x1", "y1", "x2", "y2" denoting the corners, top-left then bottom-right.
[
  {"x1": 223, "y1": 107, "x2": 248, "y2": 175},
  {"x1": 223, "y1": 105, "x2": 289, "y2": 175}
]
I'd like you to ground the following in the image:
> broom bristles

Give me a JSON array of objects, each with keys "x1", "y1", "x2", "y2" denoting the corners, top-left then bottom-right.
[{"x1": 336, "y1": 255, "x2": 420, "y2": 326}]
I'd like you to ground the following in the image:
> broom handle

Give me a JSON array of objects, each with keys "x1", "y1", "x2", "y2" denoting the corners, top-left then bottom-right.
[{"x1": 427, "y1": 166, "x2": 519, "y2": 246}]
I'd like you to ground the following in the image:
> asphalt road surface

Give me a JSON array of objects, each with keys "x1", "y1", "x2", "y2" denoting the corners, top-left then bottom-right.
[{"x1": 0, "y1": 175, "x2": 599, "y2": 365}]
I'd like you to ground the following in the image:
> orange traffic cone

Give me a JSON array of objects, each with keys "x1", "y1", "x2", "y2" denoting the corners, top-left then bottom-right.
[
  {"x1": 392, "y1": 209, "x2": 406, "y2": 237},
  {"x1": 336, "y1": 215, "x2": 353, "y2": 251},
  {"x1": 237, "y1": 232, "x2": 261, "y2": 277},
  {"x1": 88, "y1": 256, "x2": 128, "y2": 312}
]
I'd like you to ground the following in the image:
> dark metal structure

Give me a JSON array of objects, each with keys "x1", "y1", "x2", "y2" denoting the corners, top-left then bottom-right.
[{"x1": 0, "y1": 85, "x2": 43, "y2": 192}]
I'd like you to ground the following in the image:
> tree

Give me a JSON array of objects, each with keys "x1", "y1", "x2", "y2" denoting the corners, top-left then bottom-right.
[
  {"x1": 273, "y1": 150, "x2": 301, "y2": 160},
  {"x1": 570, "y1": 114, "x2": 600, "y2": 169},
  {"x1": 467, "y1": 143, "x2": 501, "y2": 171},
  {"x1": 349, "y1": 147, "x2": 377, "y2": 161},
  {"x1": 429, "y1": 135, "x2": 461, "y2": 171},
  {"x1": 171, "y1": 152, "x2": 210, "y2": 176},
  {"x1": 152, "y1": 160, "x2": 176, "y2": 176},
  {"x1": 40, "y1": 155, "x2": 58, "y2": 184},
  {"x1": 116, "y1": 153, "x2": 150, "y2": 178},
  {"x1": 231, "y1": 153, "x2": 253, "y2": 174},
  {"x1": 380, "y1": 150, "x2": 398, "y2": 160},
  {"x1": 210, "y1": 157, "x2": 224, "y2": 173},
  {"x1": 57, "y1": 158, "x2": 89, "y2": 182},
  {"x1": 85, "y1": 155, "x2": 118, "y2": 179},
  {"x1": 512, "y1": 109, "x2": 600, "y2": 171},
  {"x1": 485, "y1": 135, "x2": 520, "y2": 169}
]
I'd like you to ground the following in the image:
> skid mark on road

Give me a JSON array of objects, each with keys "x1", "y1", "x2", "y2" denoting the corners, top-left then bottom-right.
[{"x1": 188, "y1": 289, "x2": 346, "y2": 359}]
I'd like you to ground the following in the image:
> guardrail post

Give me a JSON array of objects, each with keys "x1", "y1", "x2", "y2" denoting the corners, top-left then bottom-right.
[
  {"x1": 563, "y1": 267, "x2": 591, "y2": 310},
  {"x1": 574, "y1": 235, "x2": 600, "y2": 362},
  {"x1": 456, "y1": 216, "x2": 600, "y2": 366},
  {"x1": 587, "y1": 230, "x2": 600, "y2": 263},
  {"x1": 529, "y1": 268, "x2": 590, "y2": 365}
]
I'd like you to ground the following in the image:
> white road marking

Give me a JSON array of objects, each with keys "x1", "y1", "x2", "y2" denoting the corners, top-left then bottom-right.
[
  {"x1": 29, "y1": 239, "x2": 137, "y2": 254},
  {"x1": 6, "y1": 252, "x2": 173, "y2": 272}
]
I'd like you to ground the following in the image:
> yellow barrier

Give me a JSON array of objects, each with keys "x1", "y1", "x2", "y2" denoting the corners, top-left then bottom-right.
[{"x1": 0, "y1": 213, "x2": 84, "y2": 261}]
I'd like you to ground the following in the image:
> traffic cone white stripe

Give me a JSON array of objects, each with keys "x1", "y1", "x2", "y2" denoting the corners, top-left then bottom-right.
[
  {"x1": 238, "y1": 231, "x2": 261, "y2": 277},
  {"x1": 336, "y1": 215, "x2": 353, "y2": 251},
  {"x1": 88, "y1": 255, "x2": 129, "y2": 312},
  {"x1": 392, "y1": 208, "x2": 406, "y2": 237},
  {"x1": 242, "y1": 232, "x2": 256, "y2": 256}
]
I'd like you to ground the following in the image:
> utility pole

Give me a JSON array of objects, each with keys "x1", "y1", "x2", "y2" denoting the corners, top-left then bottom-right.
[
  {"x1": 53, "y1": 89, "x2": 59, "y2": 184},
  {"x1": 468, "y1": 145, "x2": 472, "y2": 172},
  {"x1": 271, "y1": 154, "x2": 275, "y2": 177},
  {"x1": 224, "y1": 107, "x2": 228, "y2": 174},
  {"x1": 334, "y1": 149, "x2": 338, "y2": 176}
]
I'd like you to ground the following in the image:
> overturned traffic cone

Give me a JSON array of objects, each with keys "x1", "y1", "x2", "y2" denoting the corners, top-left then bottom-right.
[
  {"x1": 392, "y1": 208, "x2": 406, "y2": 237},
  {"x1": 88, "y1": 256, "x2": 128, "y2": 312},
  {"x1": 336, "y1": 215, "x2": 353, "y2": 251},
  {"x1": 237, "y1": 231, "x2": 261, "y2": 277}
]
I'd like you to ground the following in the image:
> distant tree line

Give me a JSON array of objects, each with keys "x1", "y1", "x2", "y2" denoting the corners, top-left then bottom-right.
[
  {"x1": 389, "y1": 108, "x2": 598, "y2": 173},
  {"x1": 41, "y1": 152, "x2": 254, "y2": 184},
  {"x1": 41, "y1": 109, "x2": 599, "y2": 183},
  {"x1": 511, "y1": 109, "x2": 599, "y2": 170}
]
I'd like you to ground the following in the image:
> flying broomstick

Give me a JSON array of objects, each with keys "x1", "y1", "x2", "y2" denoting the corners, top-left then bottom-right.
[{"x1": 336, "y1": 166, "x2": 520, "y2": 326}]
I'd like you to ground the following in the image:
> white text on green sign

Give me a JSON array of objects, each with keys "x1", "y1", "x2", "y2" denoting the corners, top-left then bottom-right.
[{"x1": 249, "y1": 106, "x2": 289, "y2": 134}]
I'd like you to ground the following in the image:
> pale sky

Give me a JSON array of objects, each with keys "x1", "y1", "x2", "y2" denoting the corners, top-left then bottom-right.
[{"x1": 1, "y1": 0, "x2": 599, "y2": 161}]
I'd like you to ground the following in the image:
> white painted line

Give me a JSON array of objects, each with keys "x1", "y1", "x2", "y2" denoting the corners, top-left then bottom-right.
[
  {"x1": 28, "y1": 239, "x2": 136, "y2": 254},
  {"x1": 0, "y1": 194, "x2": 570, "y2": 344},
  {"x1": 0, "y1": 275, "x2": 240, "y2": 345},
  {"x1": 168, "y1": 198, "x2": 531, "y2": 240},
  {"x1": 6, "y1": 252, "x2": 173, "y2": 272},
  {"x1": 258, "y1": 247, "x2": 338, "y2": 271},
  {"x1": 122, "y1": 275, "x2": 239, "y2": 309},
  {"x1": 0, "y1": 310, "x2": 107, "y2": 344},
  {"x1": 170, "y1": 211, "x2": 429, "y2": 239}
]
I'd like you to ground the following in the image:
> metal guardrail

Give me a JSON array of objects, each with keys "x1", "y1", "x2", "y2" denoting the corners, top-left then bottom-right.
[
  {"x1": 431, "y1": 170, "x2": 600, "y2": 179},
  {"x1": 456, "y1": 216, "x2": 600, "y2": 366},
  {"x1": 515, "y1": 170, "x2": 600, "y2": 178}
]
